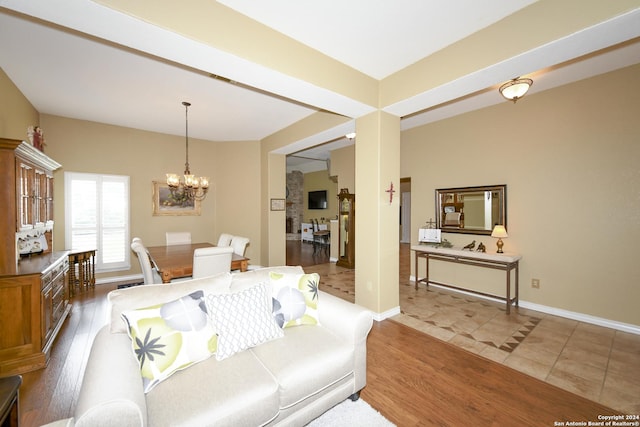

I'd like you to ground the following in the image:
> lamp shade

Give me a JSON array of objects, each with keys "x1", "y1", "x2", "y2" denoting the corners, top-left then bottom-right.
[
  {"x1": 499, "y1": 78, "x2": 532, "y2": 102},
  {"x1": 491, "y1": 225, "x2": 508, "y2": 238}
]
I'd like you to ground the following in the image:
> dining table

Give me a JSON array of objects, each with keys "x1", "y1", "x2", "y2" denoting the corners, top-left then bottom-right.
[{"x1": 146, "y1": 242, "x2": 249, "y2": 283}]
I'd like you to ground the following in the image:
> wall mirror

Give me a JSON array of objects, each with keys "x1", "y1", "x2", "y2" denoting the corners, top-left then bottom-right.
[{"x1": 435, "y1": 185, "x2": 506, "y2": 235}]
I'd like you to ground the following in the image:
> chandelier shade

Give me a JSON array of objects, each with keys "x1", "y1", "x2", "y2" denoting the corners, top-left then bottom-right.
[
  {"x1": 166, "y1": 101, "x2": 209, "y2": 202},
  {"x1": 499, "y1": 78, "x2": 533, "y2": 103}
]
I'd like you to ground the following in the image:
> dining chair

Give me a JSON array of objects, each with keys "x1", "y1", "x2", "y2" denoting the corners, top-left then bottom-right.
[
  {"x1": 192, "y1": 246, "x2": 234, "y2": 279},
  {"x1": 131, "y1": 240, "x2": 163, "y2": 284},
  {"x1": 217, "y1": 233, "x2": 234, "y2": 247},
  {"x1": 230, "y1": 236, "x2": 250, "y2": 256},
  {"x1": 165, "y1": 231, "x2": 192, "y2": 246},
  {"x1": 312, "y1": 219, "x2": 330, "y2": 256}
]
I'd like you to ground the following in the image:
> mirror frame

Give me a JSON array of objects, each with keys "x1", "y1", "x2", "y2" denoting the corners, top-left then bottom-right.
[{"x1": 435, "y1": 185, "x2": 507, "y2": 235}]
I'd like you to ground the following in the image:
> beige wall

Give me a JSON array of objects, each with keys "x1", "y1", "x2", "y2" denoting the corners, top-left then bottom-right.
[
  {"x1": 354, "y1": 111, "x2": 401, "y2": 313},
  {"x1": 303, "y1": 170, "x2": 338, "y2": 223},
  {"x1": 0, "y1": 68, "x2": 39, "y2": 140},
  {"x1": 403, "y1": 64, "x2": 640, "y2": 326},
  {"x1": 330, "y1": 145, "x2": 355, "y2": 194},
  {"x1": 40, "y1": 114, "x2": 262, "y2": 280}
]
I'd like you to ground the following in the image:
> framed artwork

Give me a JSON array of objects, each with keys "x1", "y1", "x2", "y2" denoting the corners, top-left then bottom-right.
[
  {"x1": 152, "y1": 181, "x2": 201, "y2": 216},
  {"x1": 270, "y1": 198, "x2": 286, "y2": 211}
]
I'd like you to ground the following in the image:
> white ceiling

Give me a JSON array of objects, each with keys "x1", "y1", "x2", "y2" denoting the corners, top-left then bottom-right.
[
  {"x1": 217, "y1": 0, "x2": 539, "y2": 80},
  {"x1": 1, "y1": 1, "x2": 639, "y2": 172}
]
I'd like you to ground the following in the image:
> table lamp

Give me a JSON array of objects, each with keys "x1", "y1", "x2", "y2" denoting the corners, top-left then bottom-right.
[{"x1": 491, "y1": 225, "x2": 508, "y2": 253}]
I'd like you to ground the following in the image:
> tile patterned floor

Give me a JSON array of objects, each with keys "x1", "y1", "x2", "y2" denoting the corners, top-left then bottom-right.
[{"x1": 305, "y1": 246, "x2": 640, "y2": 415}]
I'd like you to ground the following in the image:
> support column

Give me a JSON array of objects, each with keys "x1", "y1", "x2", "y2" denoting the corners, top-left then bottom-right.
[{"x1": 354, "y1": 111, "x2": 400, "y2": 316}]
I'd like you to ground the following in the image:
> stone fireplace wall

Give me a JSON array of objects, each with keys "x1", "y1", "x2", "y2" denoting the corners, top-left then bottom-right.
[{"x1": 286, "y1": 171, "x2": 303, "y2": 239}]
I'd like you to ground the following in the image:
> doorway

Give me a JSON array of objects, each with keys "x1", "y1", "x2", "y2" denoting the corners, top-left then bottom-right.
[{"x1": 400, "y1": 177, "x2": 411, "y2": 243}]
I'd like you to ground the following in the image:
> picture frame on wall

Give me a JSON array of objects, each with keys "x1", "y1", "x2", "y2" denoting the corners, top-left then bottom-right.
[
  {"x1": 270, "y1": 198, "x2": 286, "y2": 211},
  {"x1": 152, "y1": 181, "x2": 201, "y2": 216}
]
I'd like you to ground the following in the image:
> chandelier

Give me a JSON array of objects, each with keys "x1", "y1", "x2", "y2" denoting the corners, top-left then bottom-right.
[{"x1": 166, "y1": 101, "x2": 209, "y2": 202}]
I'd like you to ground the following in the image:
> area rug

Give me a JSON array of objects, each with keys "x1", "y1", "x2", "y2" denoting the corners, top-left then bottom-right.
[{"x1": 306, "y1": 399, "x2": 395, "y2": 427}]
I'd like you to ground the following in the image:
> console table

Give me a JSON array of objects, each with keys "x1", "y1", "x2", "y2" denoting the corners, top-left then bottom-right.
[
  {"x1": 412, "y1": 245, "x2": 521, "y2": 314},
  {"x1": 67, "y1": 248, "x2": 96, "y2": 297}
]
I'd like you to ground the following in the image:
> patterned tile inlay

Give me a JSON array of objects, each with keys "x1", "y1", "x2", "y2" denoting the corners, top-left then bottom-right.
[
  {"x1": 401, "y1": 285, "x2": 541, "y2": 353},
  {"x1": 319, "y1": 270, "x2": 355, "y2": 302},
  {"x1": 318, "y1": 267, "x2": 541, "y2": 354}
]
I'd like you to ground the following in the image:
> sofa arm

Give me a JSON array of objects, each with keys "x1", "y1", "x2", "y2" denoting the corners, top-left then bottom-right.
[
  {"x1": 318, "y1": 291, "x2": 373, "y2": 393},
  {"x1": 72, "y1": 326, "x2": 147, "y2": 427},
  {"x1": 318, "y1": 291, "x2": 373, "y2": 343}
]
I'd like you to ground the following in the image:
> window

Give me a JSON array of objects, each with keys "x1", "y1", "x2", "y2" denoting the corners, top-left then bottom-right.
[{"x1": 65, "y1": 172, "x2": 130, "y2": 272}]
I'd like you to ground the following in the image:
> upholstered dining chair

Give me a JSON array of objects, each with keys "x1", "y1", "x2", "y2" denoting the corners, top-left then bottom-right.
[
  {"x1": 217, "y1": 233, "x2": 234, "y2": 247},
  {"x1": 192, "y1": 246, "x2": 234, "y2": 279},
  {"x1": 165, "y1": 231, "x2": 192, "y2": 246},
  {"x1": 230, "y1": 236, "x2": 250, "y2": 257},
  {"x1": 131, "y1": 240, "x2": 163, "y2": 285}
]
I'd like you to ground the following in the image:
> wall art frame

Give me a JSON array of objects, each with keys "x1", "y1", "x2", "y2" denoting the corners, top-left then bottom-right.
[
  {"x1": 270, "y1": 198, "x2": 286, "y2": 211},
  {"x1": 152, "y1": 181, "x2": 201, "y2": 216}
]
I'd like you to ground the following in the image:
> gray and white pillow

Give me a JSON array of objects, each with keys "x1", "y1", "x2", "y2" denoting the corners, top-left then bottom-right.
[{"x1": 206, "y1": 282, "x2": 283, "y2": 360}]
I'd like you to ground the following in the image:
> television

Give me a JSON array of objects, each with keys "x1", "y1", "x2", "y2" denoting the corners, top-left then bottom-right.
[{"x1": 308, "y1": 190, "x2": 327, "y2": 209}]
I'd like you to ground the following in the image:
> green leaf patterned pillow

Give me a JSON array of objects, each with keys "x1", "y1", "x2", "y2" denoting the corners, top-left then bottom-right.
[
  {"x1": 269, "y1": 272, "x2": 320, "y2": 328},
  {"x1": 121, "y1": 290, "x2": 217, "y2": 393}
]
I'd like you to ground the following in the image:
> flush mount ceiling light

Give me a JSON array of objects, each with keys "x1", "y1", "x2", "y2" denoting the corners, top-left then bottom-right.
[
  {"x1": 499, "y1": 77, "x2": 533, "y2": 103},
  {"x1": 166, "y1": 101, "x2": 209, "y2": 202}
]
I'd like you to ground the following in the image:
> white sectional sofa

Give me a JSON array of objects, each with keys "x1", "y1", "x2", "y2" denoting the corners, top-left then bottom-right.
[{"x1": 44, "y1": 266, "x2": 373, "y2": 427}]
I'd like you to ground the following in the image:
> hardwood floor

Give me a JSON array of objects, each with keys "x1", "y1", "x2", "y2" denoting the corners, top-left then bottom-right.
[
  {"x1": 362, "y1": 320, "x2": 616, "y2": 426},
  {"x1": 15, "y1": 243, "x2": 618, "y2": 426},
  {"x1": 286, "y1": 239, "x2": 329, "y2": 267}
]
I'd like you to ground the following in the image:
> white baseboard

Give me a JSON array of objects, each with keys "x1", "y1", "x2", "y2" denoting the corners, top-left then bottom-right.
[
  {"x1": 96, "y1": 274, "x2": 142, "y2": 285},
  {"x1": 410, "y1": 276, "x2": 640, "y2": 335},
  {"x1": 518, "y1": 300, "x2": 640, "y2": 335},
  {"x1": 373, "y1": 306, "x2": 401, "y2": 322}
]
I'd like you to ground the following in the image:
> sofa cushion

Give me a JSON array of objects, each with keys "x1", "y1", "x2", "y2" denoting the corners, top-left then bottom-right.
[
  {"x1": 109, "y1": 272, "x2": 233, "y2": 333},
  {"x1": 146, "y1": 349, "x2": 280, "y2": 427},
  {"x1": 121, "y1": 290, "x2": 217, "y2": 393},
  {"x1": 229, "y1": 265, "x2": 304, "y2": 293},
  {"x1": 250, "y1": 325, "x2": 353, "y2": 409},
  {"x1": 206, "y1": 282, "x2": 284, "y2": 361},
  {"x1": 269, "y1": 272, "x2": 320, "y2": 328}
]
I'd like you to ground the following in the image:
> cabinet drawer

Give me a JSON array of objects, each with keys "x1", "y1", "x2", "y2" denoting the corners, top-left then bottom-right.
[
  {"x1": 41, "y1": 270, "x2": 52, "y2": 288},
  {"x1": 42, "y1": 258, "x2": 68, "y2": 290},
  {"x1": 52, "y1": 287, "x2": 65, "y2": 324},
  {"x1": 52, "y1": 258, "x2": 68, "y2": 277}
]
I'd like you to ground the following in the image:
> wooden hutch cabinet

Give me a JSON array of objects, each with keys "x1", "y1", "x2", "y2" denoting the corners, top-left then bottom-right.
[
  {"x1": 0, "y1": 138, "x2": 70, "y2": 376},
  {"x1": 336, "y1": 189, "x2": 355, "y2": 269},
  {"x1": 16, "y1": 158, "x2": 54, "y2": 231}
]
